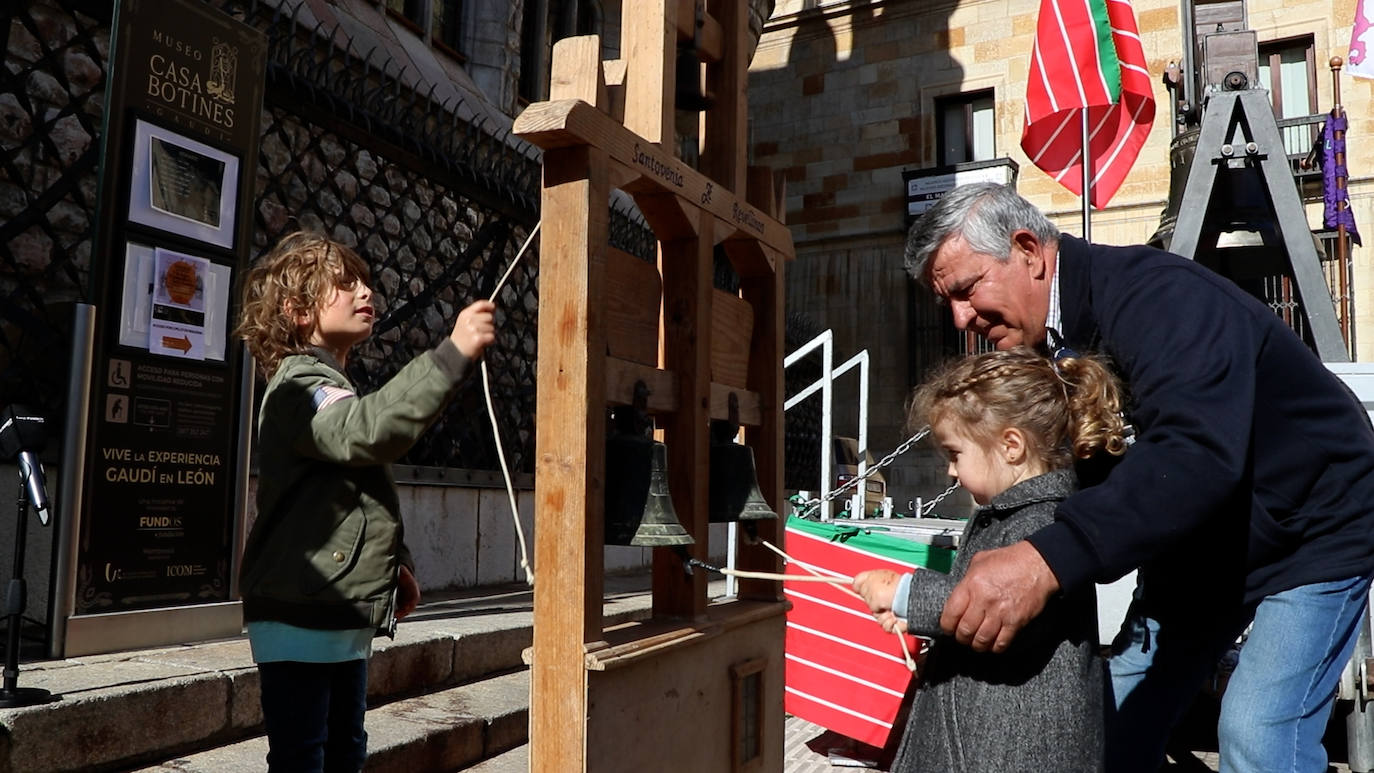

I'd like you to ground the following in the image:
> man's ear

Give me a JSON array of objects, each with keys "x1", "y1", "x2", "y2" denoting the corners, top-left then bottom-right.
[
  {"x1": 1001, "y1": 426, "x2": 1028, "y2": 465},
  {"x1": 1012, "y1": 230, "x2": 1047, "y2": 279}
]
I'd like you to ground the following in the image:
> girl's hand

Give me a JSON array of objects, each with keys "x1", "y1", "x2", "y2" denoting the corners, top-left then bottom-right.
[
  {"x1": 852, "y1": 569, "x2": 900, "y2": 615},
  {"x1": 396, "y1": 564, "x2": 421, "y2": 620},
  {"x1": 451, "y1": 300, "x2": 497, "y2": 360},
  {"x1": 875, "y1": 610, "x2": 909, "y2": 635}
]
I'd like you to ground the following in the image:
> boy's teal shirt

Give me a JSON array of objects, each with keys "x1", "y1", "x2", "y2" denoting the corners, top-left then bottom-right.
[{"x1": 240, "y1": 340, "x2": 471, "y2": 633}]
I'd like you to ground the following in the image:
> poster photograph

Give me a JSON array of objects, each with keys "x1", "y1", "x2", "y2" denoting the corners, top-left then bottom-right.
[
  {"x1": 128, "y1": 119, "x2": 239, "y2": 248},
  {"x1": 149, "y1": 247, "x2": 210, "y2": 360},
  {"x1": 119, "y1": 242, "x2": 232, "y2": 361}
]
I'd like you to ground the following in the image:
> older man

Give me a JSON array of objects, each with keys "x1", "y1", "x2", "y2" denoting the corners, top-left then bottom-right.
[{"x1": 892, "y1": 182, "x2": 1374, "y2": 772}]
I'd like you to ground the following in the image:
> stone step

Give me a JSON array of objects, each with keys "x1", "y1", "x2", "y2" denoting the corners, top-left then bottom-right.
[
  {"x1": 0, "y1": 577, "x2": 664, "y2": 773},
  {"x1": 130, "y1": 669, "x2": 530, "y2": 772},
  {"x1": 463, "y1": 743, "x2": 529, "y2": 772}
]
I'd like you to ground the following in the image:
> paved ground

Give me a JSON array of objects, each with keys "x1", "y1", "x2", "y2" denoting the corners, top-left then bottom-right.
[{"x1": 782, "y1": 715, "x2": 1355, "y2": 772}]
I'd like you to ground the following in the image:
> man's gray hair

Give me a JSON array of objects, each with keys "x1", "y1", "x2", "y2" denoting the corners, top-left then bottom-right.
[{"x1": 903, "y1": 183, "x2": 1060, "y2": 286}]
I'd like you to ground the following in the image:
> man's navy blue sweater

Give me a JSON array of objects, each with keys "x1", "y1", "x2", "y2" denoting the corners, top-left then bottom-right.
[{"x1": 1027, "y1": 235, "x2": 1374, "y2": 610}]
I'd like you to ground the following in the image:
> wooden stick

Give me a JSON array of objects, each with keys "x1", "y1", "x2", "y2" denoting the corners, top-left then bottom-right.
[
  {"x1": 715, "y1": 569, "x2": 851, "y2": 583},
  {"x1": 761, "y1": 539, "x2": 917, "y2": 671}
]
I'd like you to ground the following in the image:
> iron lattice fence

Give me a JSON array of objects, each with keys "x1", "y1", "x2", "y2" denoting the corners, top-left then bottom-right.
[
  {"x1": 2, "y1": 0, "x2": 656, "y2": 475},
  {"x1": 253, "y1": 105, "x2": 541, "y2": 471},
  {"x1": 0, "y1": 0, "x2": 107, "y2": 423}
]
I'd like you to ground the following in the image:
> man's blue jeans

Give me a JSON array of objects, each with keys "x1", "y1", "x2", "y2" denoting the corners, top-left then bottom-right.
[
  {"x1": 258, "y1": 659, "x2": 369, "y2": 773},
  {"x1": 1106, "y1": 574, "x2": 1372, "y2": 773}
]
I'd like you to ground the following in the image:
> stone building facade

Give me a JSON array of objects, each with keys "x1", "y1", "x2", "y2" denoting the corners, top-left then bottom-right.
[{"x1": 749, "y1": 0, "x2": 1374, "y2": 514}]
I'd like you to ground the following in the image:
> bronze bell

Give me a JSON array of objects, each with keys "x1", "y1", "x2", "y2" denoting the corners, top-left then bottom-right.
[
  {"x1": 632, "y1": 442, "x2": 694, "y2": 546},
  {"x1": 674, "y1": 45, "x2": 715, "y2": 113},
  {"x1": 708, "y1": 410, "x2": 778, "y2": 525},
  {"x1": 604, "y1": 387, "x2": 694, "y2": 548}
]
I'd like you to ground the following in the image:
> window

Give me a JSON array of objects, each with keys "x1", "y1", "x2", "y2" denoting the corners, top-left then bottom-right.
[
  {"x1": 730, "y1": 659, "x2": 767, "y2": 772},
  {"x1": 385, "y1": 0, "x2": 426, "y2": 34},
  {"x1": 519, "y1": 0, "x2": 550, "y2": 102},
  {"x1": 935, "y1": 91, "x2": 995, "y2": 166},
  {"x1": 1258, "y1": 37, "x2": 1316, "y2": 155},
  {"x1": 432, "y1": 0, "x2": 463, "y2": 57}
]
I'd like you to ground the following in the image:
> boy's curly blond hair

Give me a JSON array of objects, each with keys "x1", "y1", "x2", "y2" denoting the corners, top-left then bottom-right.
[
  {"x1": 234, "y1": 232, "x2": 371, "y2": 379},
  {"x1": 910, "y1": 346, "x2": 1128, "y2": 469}
]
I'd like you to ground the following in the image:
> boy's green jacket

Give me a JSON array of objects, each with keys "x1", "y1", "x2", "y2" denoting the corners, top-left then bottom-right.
[{"x1": 240, "y1": 341, "x2": 471, "y2": 634}]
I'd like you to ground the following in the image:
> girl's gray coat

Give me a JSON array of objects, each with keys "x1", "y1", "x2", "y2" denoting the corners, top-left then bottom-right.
[{"x1": 894, "y1": 469, "x2": 1104, "y2": 772}]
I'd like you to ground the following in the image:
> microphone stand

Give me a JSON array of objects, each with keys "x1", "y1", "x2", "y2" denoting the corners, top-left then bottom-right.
[{"x1": 0, "y1": 470, "x2": 54, "y2": 707}]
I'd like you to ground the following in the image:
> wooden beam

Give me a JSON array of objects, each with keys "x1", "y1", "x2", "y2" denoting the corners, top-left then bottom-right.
[
  {"x1": 606, "y1": 247, "x2": 662, "y2": 366},
  {"x1": 720, "y1": 237, "x2": 777, "y2": 279},
  {"x1": 676, "y1": 0, "x2": 723, "y2": 62},
  {"x1": 621, "y1": 0, "x2": 674, "y2": 146},
  {"x1": 549, "y1": 35, "x2": 606, "y2": 108},
  {"x1": 607, "y1": 357, "x2": 677, "y2": 413},
  {"x1": 632, "y1": 191, "x2": 699, "y2": 241},
  {"x1": 530, "y1": 143, "x2": 610, "y2": 771},
  {"x1": 606, "y1": 356, "x2": 763, "y2": 426},
  {"x1": 700, "y1": 0, "x2": 748, "y2": 194},
  {"x1": 709, "y1": 382, "x2": 760, "y2": 426},
  {"x1": 603, "y1": 59, "x2": 627, "y2": 123},
  {"x1": 513, "y1": 99, "x2": 794, "y2": 256},
  {"x1": 711, "y1": 288, "x2": 753, "y2": 389},
  {"x1": 737, "y1": 164, "x2": 786, "y2": 603}
]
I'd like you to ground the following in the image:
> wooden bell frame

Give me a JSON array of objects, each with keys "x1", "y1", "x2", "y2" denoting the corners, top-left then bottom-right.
[{"x1": 513, "y1": 0, "x2": 792, "y2": 770}]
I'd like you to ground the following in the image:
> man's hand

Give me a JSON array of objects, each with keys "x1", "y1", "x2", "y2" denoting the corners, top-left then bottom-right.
[
  {"x1": 853, "y1": 569, "x2": 901, "y2": 615},
  {"x1": 396, "y1": 564, "x2": 421, "y2": 620},
  {"x1": 939, "y1": 540, "x2": 1059, "y2": 653}
]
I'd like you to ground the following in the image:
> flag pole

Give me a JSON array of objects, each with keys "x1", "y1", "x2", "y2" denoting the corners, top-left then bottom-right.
[{"x1": 1081, "y1": 110, "x2": 1092, "y2": 240}]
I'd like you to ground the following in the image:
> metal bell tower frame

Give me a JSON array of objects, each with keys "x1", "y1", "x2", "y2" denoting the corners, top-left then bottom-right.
[{"x1": 1164, "y1": 28, "x2": 1348, "y2": 362}]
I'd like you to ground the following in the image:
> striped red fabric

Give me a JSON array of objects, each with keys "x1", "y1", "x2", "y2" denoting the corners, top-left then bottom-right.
[
  {"x1": 782, "y1": 526, "x2": 929, "y2": 748},
  {"x1": 1020, "y1": 0, "x2": 1155, "y2": 208}
]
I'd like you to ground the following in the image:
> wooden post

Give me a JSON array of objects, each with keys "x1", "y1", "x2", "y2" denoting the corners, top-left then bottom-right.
[
  {"x1": 654, "y1": 208, "x2": 713, "y2": 619},
  {"x1": 530, "y1": 141, "x2": 611, "y2": 773},
  {"x1": 1331, "y1": 56, "x2": 1352, "y2": 353},
  {"x1": 701, "y1": 0, "x2": 748, "y2": 193},
  {"x1": 621, "y1": 0, "x2": 675, "y2": 146},
  {"x1": 736, "y1": 166, "x2": 786, "y2": 602},
  {"x1": 514, "y1": 1, "x2": 794, "y2": 767}
]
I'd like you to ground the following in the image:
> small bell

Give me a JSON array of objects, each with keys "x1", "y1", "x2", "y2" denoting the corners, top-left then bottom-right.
[
  {"x1": 603, "y1": 383, "x2": 694, "y2": 548},
  {"x1": 708, "y1": 395, "x2": 778, "y2": 526}
]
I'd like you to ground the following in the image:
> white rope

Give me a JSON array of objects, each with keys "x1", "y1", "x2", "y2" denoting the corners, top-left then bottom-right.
[
  {"x1": 761, "y1": 540, "x2": 917, "y2": 672},
  {"x1": 480, "y1": 222, "x2": 541, "y2": 586}
]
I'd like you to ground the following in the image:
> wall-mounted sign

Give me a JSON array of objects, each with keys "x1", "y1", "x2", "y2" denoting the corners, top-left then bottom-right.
[
  {"x1": 64, "y1": 0, "x2": 266, "y2": 654},
  {"x1": 902, "y1": 158, "x2": 1020, "y2": 221}
]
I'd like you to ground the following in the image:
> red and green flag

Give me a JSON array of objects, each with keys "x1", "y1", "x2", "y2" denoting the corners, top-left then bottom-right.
[{"x1": 1021, "y1": 0, "x2": 1155, "y2": 208}]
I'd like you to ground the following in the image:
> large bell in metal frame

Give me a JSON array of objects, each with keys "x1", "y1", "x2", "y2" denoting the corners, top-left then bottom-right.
[
  {"x1": 708, "y1": 418, "x2": 778, "y2": 526},
  {"x1": 1147, "y1": 128, "x2": 1199, "y2": 251},
  {"x1": 604, "y1": 406, "x2": 694, "y2": 548}
]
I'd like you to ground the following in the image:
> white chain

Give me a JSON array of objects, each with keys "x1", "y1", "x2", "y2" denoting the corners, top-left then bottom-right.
[
  {"x1": 794, "y1": 426, "x2": 960, "y2": 519},
  {"x1": 918, "y1": 482, "x2": 962, "y2": 515}
]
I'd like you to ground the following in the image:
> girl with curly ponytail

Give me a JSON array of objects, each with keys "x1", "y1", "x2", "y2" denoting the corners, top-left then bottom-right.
[{"x1": 852, "y1": 346, "x2": 1127, "y2": 772}]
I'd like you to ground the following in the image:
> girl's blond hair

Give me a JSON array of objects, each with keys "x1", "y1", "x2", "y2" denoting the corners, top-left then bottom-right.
[
  {"x1": 234, "y1": 232, "x2": 371, "y2": 379},
  {"x1": 910, "y1": 347, "x2": 1128, "y2": 469}
]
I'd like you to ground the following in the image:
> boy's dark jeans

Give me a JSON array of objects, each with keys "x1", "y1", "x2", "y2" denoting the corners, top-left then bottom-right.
[{"x1": 259, "y1": 659, "x2": 369, "y2": 773}]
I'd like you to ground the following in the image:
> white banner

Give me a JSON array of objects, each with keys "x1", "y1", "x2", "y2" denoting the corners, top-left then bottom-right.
[{"x1": 1352, "y1": 0, "x2": 1374, "y2": 79}]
